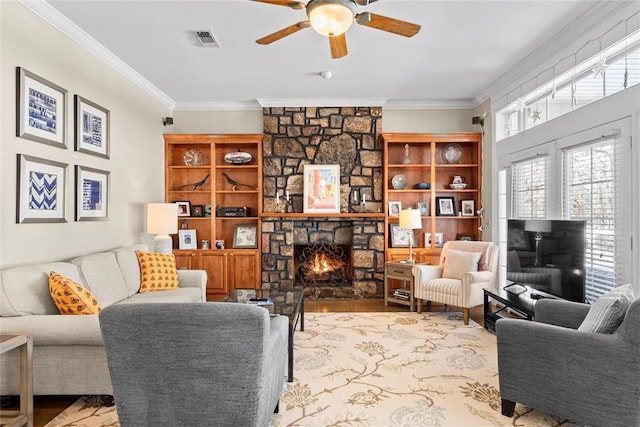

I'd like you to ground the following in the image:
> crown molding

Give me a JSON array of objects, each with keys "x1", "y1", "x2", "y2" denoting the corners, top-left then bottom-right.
[
  {"x1": 256, "y1": 98, "x2": 388, "y2": 108},
  {"x1": 20, "y1": 0, "x2": 175, "y2": 109},
  {"x1": 174, "y1": 101, "x2": 263, "y2": 111},
  {"x1": 384, "y1": 99, "x2": 475, "y2": 110}
]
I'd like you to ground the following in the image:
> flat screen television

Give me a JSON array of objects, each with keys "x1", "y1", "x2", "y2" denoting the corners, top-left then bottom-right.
[{"x1": 506, "y1": 219, "x2": 586, "y2": 302}]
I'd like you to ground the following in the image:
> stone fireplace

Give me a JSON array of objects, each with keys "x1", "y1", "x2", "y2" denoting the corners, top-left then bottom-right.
[{"x1": 260, "y1": 106, "x2": 385, "y2": 298}]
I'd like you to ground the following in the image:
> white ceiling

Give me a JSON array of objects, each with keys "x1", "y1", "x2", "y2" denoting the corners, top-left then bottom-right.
[{"x1": 42, "y1": 0, "x2": 600, "y2": 110}]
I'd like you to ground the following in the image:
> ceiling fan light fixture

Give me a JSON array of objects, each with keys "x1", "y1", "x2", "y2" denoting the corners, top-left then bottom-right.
[{"x1": 307, "y1": 0, "x2": 356, "y2": 36}]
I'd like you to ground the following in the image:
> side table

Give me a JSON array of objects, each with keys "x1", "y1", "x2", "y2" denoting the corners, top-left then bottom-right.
[
  {"x1": 0, "y1": 335, "x2": 33, "y2": 427},
  {"x1": 384, "y1": 261, "x2": 427, "y2": 311}
]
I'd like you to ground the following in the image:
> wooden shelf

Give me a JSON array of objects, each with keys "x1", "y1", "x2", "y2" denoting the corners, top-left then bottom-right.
[{"x1": 260, "y1": 212, "x2": 385, "y2": 219}]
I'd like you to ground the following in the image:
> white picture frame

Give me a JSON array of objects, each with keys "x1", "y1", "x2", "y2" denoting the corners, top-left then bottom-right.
[
  {"x1": 303, "y1": 164, "x2": 340, "y2": 213},
  {"x1": 179, "y1": 229, "x2": 197, "y2": 249},
  {"x1": 388, "y1": 201, "x2": 401, "y2": 216},
  {"x1": 461, "y1": 199, "x2": 475, "y2": 216}
]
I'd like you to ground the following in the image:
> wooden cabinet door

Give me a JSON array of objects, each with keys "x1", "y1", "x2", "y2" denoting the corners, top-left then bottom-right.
[
  {"x1": 174, "y1": 250, "x2": 197, "y2": 270},
  {"x1": 227, "y1": 250, "x2": 259, "y2": 291},
  {"x1": 199, "y1": 251, "x2": 228, "y2": 298}
]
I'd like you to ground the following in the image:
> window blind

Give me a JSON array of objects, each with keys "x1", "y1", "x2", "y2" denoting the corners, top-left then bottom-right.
[{"x1": 511, "y1": 156, "x2": 547, "y2": 219}]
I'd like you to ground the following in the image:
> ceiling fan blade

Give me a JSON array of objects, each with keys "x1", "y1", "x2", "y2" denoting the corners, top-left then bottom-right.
[
  {"x1": 251, "y1": 0, "x2": 306, "y2": 10},
  {"x1": 256, "y1": 21, "x2": 310, "y2": 45},
  {"x1": 329, "y1": 33, "x2": 348, "y2": 59},
  {"x1": 355, "y1": 12, "x2": 421, "y2": 37}
]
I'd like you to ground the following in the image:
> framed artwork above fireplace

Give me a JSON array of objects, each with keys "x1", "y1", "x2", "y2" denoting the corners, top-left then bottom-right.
[{"x1": 303, "y1": 164, "x2": 340, "y2": 214}]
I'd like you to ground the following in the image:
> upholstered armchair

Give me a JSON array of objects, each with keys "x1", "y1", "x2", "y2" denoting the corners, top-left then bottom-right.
[
  {"x1": 413, "y1": 241, "x2": 499, "y2": 324},
  {"x1": 496, "y1": 291, "x2": 640, "y2": 426},
  {"x1": 99, "y1": 302, "x2": 289, "y2": 426}
]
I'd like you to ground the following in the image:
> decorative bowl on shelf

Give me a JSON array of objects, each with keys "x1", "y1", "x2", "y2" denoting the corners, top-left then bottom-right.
[
  {"x1": 442, "y1": 143, "x2": 463, "y2": 164},
  {"x1": 449, "y1": 183, "x2": 468, "y2": 189},
  {"x1": 415, "y1": 182, "x2": 430, "y2": 189},
  {"x1": 391, "y1": 174, "x2": 408, "y2": 190}
]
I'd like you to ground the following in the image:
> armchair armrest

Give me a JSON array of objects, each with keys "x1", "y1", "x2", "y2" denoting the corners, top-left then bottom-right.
[
  {"x1": 462, "y1": 270, "x2": 493, "y2": 284},
  {"x1": 412, "y1": 265, "x2": 443, "y2": 285},
  {"x1": 177, "y1": 269, "x2": 207, "y2": 301},
  {"x1": 534, "y1": 299, "x2": 590, "y2": 329}
]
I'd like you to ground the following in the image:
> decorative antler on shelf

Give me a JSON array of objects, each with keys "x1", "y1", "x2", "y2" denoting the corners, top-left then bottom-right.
[{"x1": 175, "y1": 174, "x2": 210, "y2": 191}]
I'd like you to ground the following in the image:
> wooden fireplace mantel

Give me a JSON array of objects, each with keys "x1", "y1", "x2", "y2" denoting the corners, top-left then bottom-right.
[{"x1": 260, "y1": 213, "x2": 385, "y2": 219}]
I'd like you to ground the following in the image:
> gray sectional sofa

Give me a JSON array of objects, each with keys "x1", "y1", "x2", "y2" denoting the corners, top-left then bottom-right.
[{"x1": 0, "y1": 244, "x2": 207, "y2": 396}]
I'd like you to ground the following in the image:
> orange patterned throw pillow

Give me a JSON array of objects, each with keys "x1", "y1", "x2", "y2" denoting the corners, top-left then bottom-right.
[
  {"x1": 49, "y1": 272, "x2": 102, "y2": 315},
  {"x1": 135, "y1": 250, "x2": 179, "y2": 293}
]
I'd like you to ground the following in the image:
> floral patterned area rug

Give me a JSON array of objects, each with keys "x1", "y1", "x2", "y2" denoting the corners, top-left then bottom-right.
[{"x1": 46, "y1": 312, "x2": 574, "y2": 427}]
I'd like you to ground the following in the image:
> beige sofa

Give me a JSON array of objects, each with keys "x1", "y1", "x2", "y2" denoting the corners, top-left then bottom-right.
[{"x1": 0, "y1": 244, "x2": 206, "y2": 396}]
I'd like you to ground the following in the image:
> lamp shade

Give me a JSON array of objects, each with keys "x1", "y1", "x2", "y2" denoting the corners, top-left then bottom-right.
[
  {"x1": 307, "y1": 0, "x2": 356, "y2": 36},
  {"x1": 525, "y1": 220, "x2": 551, "y2": 234},
  {"x1": 399, "y1": 208, "x2": 422, "y2": 230},
  {"x1": 146, "y1": 203, "x2": 178, "y2": 235}
]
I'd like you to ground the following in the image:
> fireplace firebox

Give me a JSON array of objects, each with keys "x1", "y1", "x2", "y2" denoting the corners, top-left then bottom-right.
[{"x1": 294, "y1": 241, "x2": 351, "y2": 286}]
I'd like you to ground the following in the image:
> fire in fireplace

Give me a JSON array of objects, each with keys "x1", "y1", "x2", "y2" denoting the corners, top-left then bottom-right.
[{"x1": 294, "y1": 241, "x2": 351, "y2": 286}]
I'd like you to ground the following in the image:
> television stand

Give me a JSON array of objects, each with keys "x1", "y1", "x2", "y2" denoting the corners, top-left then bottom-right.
[{"x1": 483, "y1": 284, "x2": 558, "y2": 332}]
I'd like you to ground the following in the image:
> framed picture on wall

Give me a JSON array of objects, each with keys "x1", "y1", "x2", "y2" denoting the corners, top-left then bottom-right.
[
  {"x1": 16, "y1": 67, "x2": 67, "y2": 148},
  {"x1": 303, "y1": 164, "x2": 340, "y2": 213},
  {"x1": 75, "y1": 95, "x2": 110, "y2": 158},
  {"x1": 16, "y1": 154, "x2": 67, "y2": 223},
  {"x1": 75, "y1": 165, "x2": 109, "y2": 221}
]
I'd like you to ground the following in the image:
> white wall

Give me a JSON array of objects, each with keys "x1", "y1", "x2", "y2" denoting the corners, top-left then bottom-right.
[
  {"x1": 172, "y1": 110, "x2": 263, "y2": 134},
  {"x1": 0, "y1": 1, "x2": 171, "y2": 268}
]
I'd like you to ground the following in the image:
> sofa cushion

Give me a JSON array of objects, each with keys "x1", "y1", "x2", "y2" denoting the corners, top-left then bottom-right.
[
  {"x1": 578, "y1": 284, "x2": 634, "y2": 334},
  {"x1": 136, "y1": 251, "x2": 179, "y2": 293},
  {"x1": 49, "y1": 272, "x2": 102, "y2": 315},
  {"x1": 442, "y1": 249, "x2": 482, "y2": 280},
  {"x1": 71, "y1": 252, "x2": 129, "y2": 307},
  {"x1": 0, "y1": 262, "x2": 82, "y2": 316},
  {"x1": 112, "y1": 245, "x2": 149, "y2": 297}
]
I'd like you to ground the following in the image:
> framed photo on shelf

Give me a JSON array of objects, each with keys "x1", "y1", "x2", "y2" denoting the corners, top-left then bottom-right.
[
  {"x1": 215, "y1": 239, "x2": 225, "y2": 250},
  {"x1": 178, "y1": 229, "x2": 197, "y2": 250},
  {"x1": 191, "y1": 205, "x2": 204, "y2": 217},
  {"x1": 16, "y1": 154, "x2": 67, "y2": 223},
  {"x1": 417, "y1": 201, "x2": 429, "y2": 216},
  {"x1": 461, "y1": 199, "x2": 475, "y2": 217},
  {"x1": 390, "y1": 224, "x2": 416, "y2": 248},
  {"x1": 388, "y1": 201, "x2": 401, "y2": 216},
  {"x1": 233, "y1": 224, "x2": 258, "y2": 248},
  {"x1": 303, "y1": 164, "x2": 340, "y2": 213},
  {"x1": 436, "y1": 196, "x2": 456, "y2": 216},
  {"x1": 176, "y1": 201, "x2": 191, "y2": 217},
  {"x1": 424, "y1": 232, "x2": 444, "y2": 247},
  {"x1": 74, "y1": 95, "x2": 109, "y2": 158},
  {"x1": 16, "y1": 67, "x2": 67, "y2": 148},
  {"x1": 75, "y1": 165, "x2": 109, "y2": 221}
]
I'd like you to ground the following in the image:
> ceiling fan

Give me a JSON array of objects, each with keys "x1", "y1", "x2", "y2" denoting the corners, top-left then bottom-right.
[{"x1": 253, "y1": 0, "x2": 421, "y2": 59}]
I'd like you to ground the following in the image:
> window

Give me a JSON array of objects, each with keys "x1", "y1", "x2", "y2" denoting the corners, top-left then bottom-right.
[
  {"x1": 511, "y1": 156, "x2": 547, "y2": 219},
  {"x1": 563, "y1": 139, "x2": 618, "y2": 301},
  {"x1": 496, "y1": 29, "x2": 640, "y2": 141}
]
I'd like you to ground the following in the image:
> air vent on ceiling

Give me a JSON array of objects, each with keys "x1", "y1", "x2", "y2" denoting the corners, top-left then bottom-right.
[{"x1": 195, "y1": 30, "x2": 219, "y2": 48}]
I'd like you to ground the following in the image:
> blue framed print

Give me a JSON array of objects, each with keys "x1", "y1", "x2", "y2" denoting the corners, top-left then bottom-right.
[
  {"x1": 75, "y1": 95, "x2": 110, "y2": 158},
  {"x1": 75, "y1": 165, "x2": 109, "y2": 221},
  {"x1": 16, "y1": 154, "x2": 68, "y2": 223},
  {"x1": 16, "y1": 67, "x2": 67, "y2": 148}
]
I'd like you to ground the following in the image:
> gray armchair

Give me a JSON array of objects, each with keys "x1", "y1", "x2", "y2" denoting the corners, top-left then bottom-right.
[
  {"x1": 496, "y1": 298, "x2": 640, "y2": 426},
  {"x1": 99, "y1": 302, "x2": 288, "y2": 427}
]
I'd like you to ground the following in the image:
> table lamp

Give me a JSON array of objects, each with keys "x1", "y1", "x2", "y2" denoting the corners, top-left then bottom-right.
[
  {"x1": 147, "y1": 203, "x2": 178, "y2": 254},
  {"x1": 399, "y1": 208, "x2": 422, "y2": 263},
  {"x1": 525, "y1": 219, "x2": 551, "y2": 266}
]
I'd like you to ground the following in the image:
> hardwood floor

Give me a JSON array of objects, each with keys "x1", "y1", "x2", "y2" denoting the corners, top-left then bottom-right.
[{"x1": 20, "y1": 298, "x2": 484, "y2": 427}]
